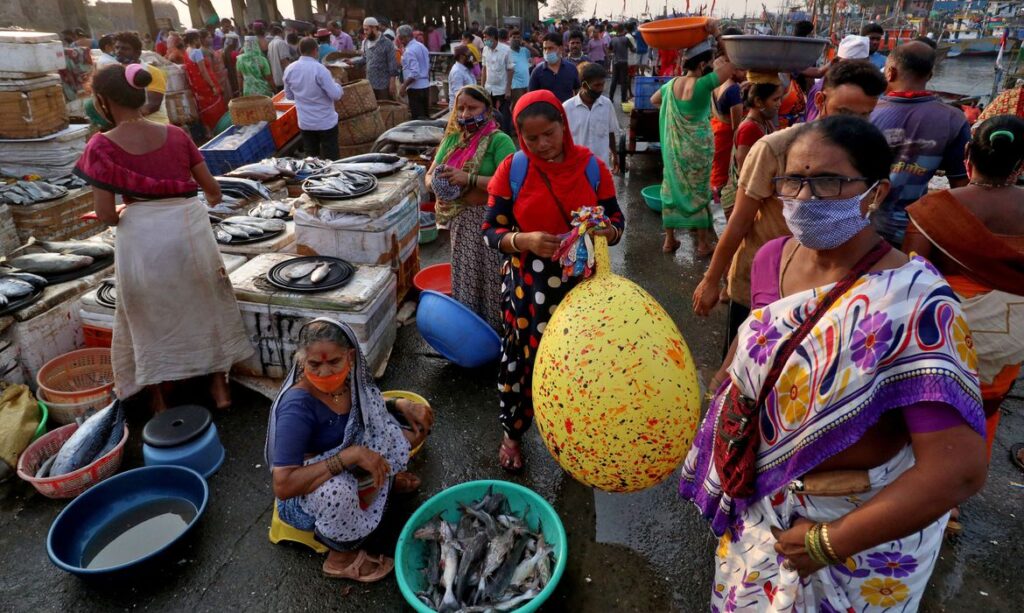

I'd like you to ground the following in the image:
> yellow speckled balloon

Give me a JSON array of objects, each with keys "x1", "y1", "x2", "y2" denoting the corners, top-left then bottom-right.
[{"x1": 533, "y1": 237, "x2": 701, "y2": 492}]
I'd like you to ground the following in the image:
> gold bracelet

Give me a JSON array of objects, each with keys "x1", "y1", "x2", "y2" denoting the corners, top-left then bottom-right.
[
  {"x1": 325, "y1": 453, "x2": 346, "y2": 476},
  {"x1": 821, "y1": 523, "x2": 841, "y2": 564},
  {"x1": 804, "y1": 523, "x2": 829, "y2": 566},
  {"x1": 508, "y1": 232, "x2": 520, "y2": 252}
]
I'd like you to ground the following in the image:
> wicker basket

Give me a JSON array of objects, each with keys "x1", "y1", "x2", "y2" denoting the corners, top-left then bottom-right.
[
  {"x1": 378, "y1": 100, "x2": 411, "y2": 131},
  {"x1": 0, "y1": 77, "x2": 68, "y2": 139},
  {"x1": 36, "y1": 348, "x2": 115, "y2": 405},
  {"x1": 336, "y1": 79, "x2": 378, "y2": 120},
  {"x1": 324, "y1": 62, "x2": 348, "y2": 84},
  {"x1": 338, "y1": 108, "x2": 385, "y2": 146},
  {"x1": 166, "y1": 90, "x2": 198, "y2": 125},
  {"x1": 8, "y1": 187, "x2": 103, "y2": 243},
  {"x1": 16, "y1": 422, "x2": 128, "y2": 499},
  {"x1": 229, "y1": 95, "x2": 276, "y2": 126}
]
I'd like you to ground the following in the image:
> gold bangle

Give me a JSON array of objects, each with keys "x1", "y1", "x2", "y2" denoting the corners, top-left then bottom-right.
[
  {"x1": 804, "y1": 523, "x2": 829, "y2": 566},
  {"x1": 325, "y1": 453, "x2": 346, "y2": 476},
  {"x1": 821, "y1": 523, "x2": 841, "y2": 564},
  {"x1": 508, "y1": 232, "x2": 520, "y2": 252}
]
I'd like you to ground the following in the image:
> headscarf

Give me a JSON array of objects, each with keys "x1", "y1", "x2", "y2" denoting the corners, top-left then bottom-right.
[
  {"x1": 264, "y1": 318, "x2": 410, "y2": 543},
  {"x1": 508, "y1": 89, "x2": 597, "y2": 233},
  {"x1": 242, "y1": 35, "x2": 261, "y2": 56}
]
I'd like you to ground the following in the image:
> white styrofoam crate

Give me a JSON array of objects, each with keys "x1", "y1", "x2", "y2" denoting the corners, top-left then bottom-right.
[{"x1": 0, "y1": 32, "x2": 65, "y2": 76}]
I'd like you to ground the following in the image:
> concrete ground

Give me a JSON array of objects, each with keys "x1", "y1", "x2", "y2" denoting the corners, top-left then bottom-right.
[{"x1": 1, "y1": 158, "x2": 1022, "y2": 612}]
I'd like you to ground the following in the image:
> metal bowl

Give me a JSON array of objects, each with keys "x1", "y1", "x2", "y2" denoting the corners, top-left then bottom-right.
[{"x1": 721, "y1": 35, "x2": 828, "y2": 72}]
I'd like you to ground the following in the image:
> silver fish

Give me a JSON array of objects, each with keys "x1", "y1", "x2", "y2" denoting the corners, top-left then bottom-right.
[
  {"x1": 477, "y1": 525, "x2": 518, "y2": 599},
  {"x1": 458, "y1": 589, "x2": 541, "y2": 613},
  {"x1": 439, "y1": 522, "x2": 460, "y2": 612},
  {"x1": 309, "y1": 262, "x2": 331, "y2": 284},
  {"x1": 218, "y1": 224, "x2": 251, "y2": 239},
  {"x1": 285, "y1": 262, "x2": 317, "y2": 280},
  {"x1": 5, "y1": 253, "x2": 93, "y2": 275},
  {"x1": 49, "y1": 401, "x2": 125, "y2": 477},
  {"x1": 35, "y1": 453, "x2": 58, "y2": 478},
  {"x1": 225, "y1": 216, "x2": 286, "y2": 232},
  {"x1": 4, "y1": 272, "x2": 48, "y2": 290},
  {"x1": 454, "y1": 532, "x2": 489, "y2": 605},
  {"x1": 483, "y1": 531, "x2": 531, "y2": 602},
  {"x1": 0, "y1": 277, "x2": 36, "y2": 299},
  {"x1": 510, "y1": 537, "x2": 549, "y2": 590},
  {"x1": 225, "y1": 222, "x2": 265, "y2": 236},
  {"x1": 34, "y1": 238, "x2": 114, "y2": 259},
  {"x1": 215, "y1": 229, "x2": 233, "y2": 243}
]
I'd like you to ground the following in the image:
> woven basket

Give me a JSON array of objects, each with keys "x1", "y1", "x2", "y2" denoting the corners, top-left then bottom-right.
[
  {"x1": 166, "y1": 90, "x2": 198, "y2": 125},
  {"x1": 16, "y1": 422, "x2": 128, "y2": 499},
  {"x1": 324, "y1": 63, "x2": 348, "y2": 84},
  {"x1": 36, "y1": 348, "x2": 115, "y2": 406},
  {"x1": 229, "y1": 95, "x2": 276, "y2": 126},
  {"x1": 9, "y1": 187, "x2": 103, "y2": 243},
  {"x1": 378, "y1": 100, "x2": 411, "y2": 131},
  {"x1": 336, "y1": 79, "x2": 378, "y2": 120},
  {"x1": 0, "y1": 81, "x2": 68, "y2": 139},
  {"x1": 338, "y1": 108, "x2": 385, "y2": 146}
]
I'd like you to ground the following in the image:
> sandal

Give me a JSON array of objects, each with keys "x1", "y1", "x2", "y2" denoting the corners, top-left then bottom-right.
[
  {"x1": 1011, "y1": 443, "x2": 1024, "y2": 473},
  {"x1": 322, "y1": 550, "x2": 394, "y2": 582},
  {"x1": 393, "y1": 471, "x2": 421, "y2": 494},
  {"x1": 499, "y1": 438, "x2": 525, "y2": 474}
]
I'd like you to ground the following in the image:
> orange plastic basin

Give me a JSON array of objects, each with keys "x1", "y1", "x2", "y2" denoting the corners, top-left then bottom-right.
[
  {"x1": 639, "y1": 17, "x2": 709, "y2": 51},
  {"x1": 413, "y1": 263, "x2": 452, "y2": 295}
]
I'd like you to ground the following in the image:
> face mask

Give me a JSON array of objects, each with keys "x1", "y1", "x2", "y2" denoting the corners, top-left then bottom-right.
[
  {"x1": 781, "y1": 182, "x2": 877, "y2": 250},
  {"x1": 544, "y1": 51, "x2": 559, "y2": 64},
  {"x1": 457, "y1": 112, "x2": 489, "y2": 131},
  {"x1": 485, "y1": 39, "x2": 496, "y2": 49},
  {"x1": 305, "y1": 361, "x2": 351, "y2": 394}
]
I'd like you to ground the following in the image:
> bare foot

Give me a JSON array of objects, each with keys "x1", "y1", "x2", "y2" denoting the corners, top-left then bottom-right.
[
  {"x1": 662, "y1": 233, "x2": 681, "y2": 253},
  {"x1": 210, "y1": 372, "x2": 231, "y2": 410},
  {"x1": 499, "y1": 436, "x2": 524, "y2": 473}
]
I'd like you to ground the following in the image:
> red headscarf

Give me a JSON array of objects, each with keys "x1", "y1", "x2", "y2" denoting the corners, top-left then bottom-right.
[{"x1": 489, "y1": 90, "x2": 615, "y2": 234}]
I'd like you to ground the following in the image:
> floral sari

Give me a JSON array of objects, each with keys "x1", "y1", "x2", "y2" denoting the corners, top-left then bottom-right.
[{"x1": 680, "y1": 256, "x2": 985, "y2": 611}]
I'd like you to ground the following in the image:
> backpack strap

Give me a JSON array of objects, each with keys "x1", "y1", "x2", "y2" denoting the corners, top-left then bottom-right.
[
  {"x1": 509, "y1": 150, "x2": 529, "y2": 203},
  {"x1": 584, "y1": 155, "x2": 601, "y2": 196}
]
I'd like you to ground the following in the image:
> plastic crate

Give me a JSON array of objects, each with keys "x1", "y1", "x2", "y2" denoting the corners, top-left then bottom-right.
[
  {"x1": 200, "y1": 124, "x2": 277, "y2": 176},
  {"x1": 82, "y1": 324, "x2": 112, "y2": 348},
  {"x1": 271, "y1": 89, "x2": 294, "y2": 112},
  {"x1": 270, "y1": 106, "x2": 299, "y2": 148},
  {"x1": 633, "y1": 76, "x2": 673, "y2": 111}
]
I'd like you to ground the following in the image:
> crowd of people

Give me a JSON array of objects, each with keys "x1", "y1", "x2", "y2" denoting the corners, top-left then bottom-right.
[{"x1": 56, "y1": 10, "x2": 1022, "y2": 605}]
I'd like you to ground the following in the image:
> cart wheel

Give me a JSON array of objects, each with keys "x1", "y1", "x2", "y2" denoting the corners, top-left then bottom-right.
[{"x1": 618, "y1": 135, "x2": 627, "y2": 174}]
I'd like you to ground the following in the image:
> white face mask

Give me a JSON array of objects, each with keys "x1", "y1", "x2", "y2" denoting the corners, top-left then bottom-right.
[{"x1": 781, "y1": 182, "x2": 878, "y2": 250}]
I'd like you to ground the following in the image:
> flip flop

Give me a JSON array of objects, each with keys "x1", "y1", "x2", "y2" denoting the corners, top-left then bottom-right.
[
  {"x1": 322, "y1": 550, "x2": 394, "y2": 582},
  {"x1": 499, "y1": 439, "x2": 525, "y2": 474},
  {"x1": 1011, "y1": 443, "x2": 1024, "y2": 473}
]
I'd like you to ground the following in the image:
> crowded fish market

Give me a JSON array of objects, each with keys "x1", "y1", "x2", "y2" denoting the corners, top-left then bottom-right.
[{"x1": 0, "y1": 1, "x2": 1022, "y2": 611}]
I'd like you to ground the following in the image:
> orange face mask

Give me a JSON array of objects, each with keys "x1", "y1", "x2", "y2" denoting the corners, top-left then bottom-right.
[{"x1": 305, "y1": 362, "x2": 351, "y2": 394}]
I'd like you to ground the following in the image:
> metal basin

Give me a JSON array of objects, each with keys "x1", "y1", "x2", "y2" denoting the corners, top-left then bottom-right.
[{"x1": 721, "y1": 35, "x2": 828, "y2": 72}]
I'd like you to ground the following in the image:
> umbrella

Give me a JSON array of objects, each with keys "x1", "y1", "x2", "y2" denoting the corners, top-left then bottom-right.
[{"x1": 977, "y1": 86, "x2": 1024, "y2": 124}]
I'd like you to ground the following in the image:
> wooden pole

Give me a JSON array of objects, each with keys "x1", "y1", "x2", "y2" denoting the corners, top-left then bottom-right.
[{"x1": 132, "y1": 0, "x2": 159, "y2": 39}]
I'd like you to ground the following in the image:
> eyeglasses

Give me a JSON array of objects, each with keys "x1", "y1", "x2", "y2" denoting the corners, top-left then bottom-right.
[{"x1": 772, "y1": 176, "x2": 870, "y2": 198}]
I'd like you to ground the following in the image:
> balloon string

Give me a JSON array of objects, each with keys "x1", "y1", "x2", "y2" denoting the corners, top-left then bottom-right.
[{"x1": 552, "y1": 206, "x2": 610, "y2": 282}]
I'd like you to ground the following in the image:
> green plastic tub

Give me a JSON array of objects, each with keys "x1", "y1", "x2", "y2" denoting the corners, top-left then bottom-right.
[
  {"x1": 32, "y1": 401, "x2": 48, "y2": 441},
  {"x1": 395, "y1": 480, "x2": 567, "y2": 612},
  {"x1": 641, "y1": 184, "x2": 663, "y2": 212}
]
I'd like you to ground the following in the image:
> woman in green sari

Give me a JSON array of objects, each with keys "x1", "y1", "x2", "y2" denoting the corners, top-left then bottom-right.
[
  {"x1": 652, "y1": 25, "x2": 734, "y2": 255},
  {"x1": 425, "y1": 85, "x2": 516, "y2": 331},
  {"x1": 236, "y1": 36, "x2": 275, "y2": 97}
]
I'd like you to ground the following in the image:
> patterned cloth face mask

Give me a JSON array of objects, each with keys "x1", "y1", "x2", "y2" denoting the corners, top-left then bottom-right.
[{"x1": 781, "y1": 182, "x2": 878, "y2": 250}]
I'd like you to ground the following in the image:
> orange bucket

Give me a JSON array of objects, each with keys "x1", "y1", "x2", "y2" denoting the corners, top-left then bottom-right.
[{"x1": 639, "y1": 17, "x2": 709, "y2": 51}]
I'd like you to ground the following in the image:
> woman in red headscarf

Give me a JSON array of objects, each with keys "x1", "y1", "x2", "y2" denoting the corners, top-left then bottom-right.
[{"x1": 482, "y1": 90, "x2": 626, "y2": 472}]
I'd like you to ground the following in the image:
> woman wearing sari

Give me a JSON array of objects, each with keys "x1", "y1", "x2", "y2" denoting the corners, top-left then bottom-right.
[
  {"x1": 74, "y1": 65, "x2": 252, "y2": 411},
  {"x1": 267, "y1": 319, "x2": 432, "y2": 581},
  {"x1": 483, "y1": 90, "x2": 625, "y2": 472},
  {"x1": 183, "y1": 30, "x2": 227, "y2": 133},
  {"x1": 426, "y1": 85, "x2": 516, "y2": 331},
  {"x1": 236, "y1": 36, "x2": 275, "y2": 97},
  {"x1": 652, "y1": 21, "x2": 734, "y2": 255},
  {"x1": 904, "y1": 115, "x2": 1024, "y2": 463},
  {"x1": 681, "y1": 116, "x2": 987, "y2": 611}
]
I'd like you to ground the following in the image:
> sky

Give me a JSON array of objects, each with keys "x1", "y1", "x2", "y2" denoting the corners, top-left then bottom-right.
[{"x1": 173, "y1": 0, "x2": 774, "y2": 29}]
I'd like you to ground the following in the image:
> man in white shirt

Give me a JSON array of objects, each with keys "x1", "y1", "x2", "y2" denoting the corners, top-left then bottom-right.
[
  {"x1": 480, "y1": 26, "x2": 514, "y2": 133},
  {"x1": 447, "y1": 45, "x2": 477, "y2": 103},
  {"x1": 563, "y1": 63, "x2": 621, "y2": 174},
  {"x1": 284, "y1": 37, "x2": 344, "y2": 159},
  {"x1": 267, "y1": 25, "x2": 291, "y2": 90}
]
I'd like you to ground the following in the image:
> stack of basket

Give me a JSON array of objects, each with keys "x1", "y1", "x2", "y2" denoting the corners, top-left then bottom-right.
[
  {"x1": 142, "y1": 50, "x2": 199, "y2": 127},
  {"x1": 0, "y1": 31, "x2": 69, "y2": 141},
  {"x1": 336, "y1": 79, "x2": 385, "y2": 157}
]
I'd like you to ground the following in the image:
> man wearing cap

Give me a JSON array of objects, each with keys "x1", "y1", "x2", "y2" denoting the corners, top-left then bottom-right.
[
  {"x1": 331, "y1": 22, "x2": 355, "y2": 52},
  {"x1": 284, "y1": 37, "x2": 344, "y2": 160},
  {"x1": 315, "y1": 28, "x2": 335, "y2": 60},
  {"x1": 804, "y1": 34, "x2": 870, "y2": 122},
  {"x1": 355, "y1": 17, "x2": 400, "y2": 101},
  {"x1": 397, "y1": 24, "x2": 431, "y2": 119}
]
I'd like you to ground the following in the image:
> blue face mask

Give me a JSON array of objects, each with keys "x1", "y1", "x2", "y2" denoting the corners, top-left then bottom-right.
[
  {"x1": 485, "y1": 39, "x2": 496, "y2": 49},
  {"x1": 544, "y1": 51, "x2": 559, "y2": 64},
  {"x1": 781, "y1": 182, "x2": 878, "y2": 250}
]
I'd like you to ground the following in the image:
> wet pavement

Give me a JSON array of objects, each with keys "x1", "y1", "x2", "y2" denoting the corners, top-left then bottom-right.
[{"x1": 1, "y1": 158, "x2": 1022, "y2": 612}]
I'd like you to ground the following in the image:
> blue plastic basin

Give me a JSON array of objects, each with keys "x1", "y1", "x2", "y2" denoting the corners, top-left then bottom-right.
[
  {"x1": 47, "y1": 466, "x2": 209, "y2": 576},
  {"x1": 416, "y1": 290, "x2": 501, "y2": 368},
  {"x1": 143, "y1": 421, "x2": 225, "y2": 479}
]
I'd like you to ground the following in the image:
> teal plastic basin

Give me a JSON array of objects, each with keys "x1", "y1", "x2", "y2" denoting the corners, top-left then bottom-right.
[
  {"x1": 641, "y1": 184, "x2": 663, "y2": 211},
  {"x1": 395, "y1": 480, "x2": 567, "y2": 612}
]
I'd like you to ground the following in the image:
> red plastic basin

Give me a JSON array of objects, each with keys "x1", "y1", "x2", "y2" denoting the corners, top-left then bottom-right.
[{"x1": 413, "y1": 263, "x2": 451, "y2": 295}]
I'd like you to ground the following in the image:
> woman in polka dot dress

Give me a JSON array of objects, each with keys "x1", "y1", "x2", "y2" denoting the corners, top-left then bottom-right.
[{"x1": 483, "y1": 90, "x2": 625, "y2": 472}]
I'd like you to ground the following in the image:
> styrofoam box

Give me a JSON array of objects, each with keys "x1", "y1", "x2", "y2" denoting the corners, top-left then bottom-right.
[
  {"x1": 11, "y1": 297, "x2": 84, "y2": 388},
  {"x1": 295, "y1": 194, "x2": 418, "y2": 266},
  {"x1": 0, "y1": 31, "x2": 65, "y2": 76},
  {"x1": 230, "y1": 253, "x2": 398, "y2": 378}
]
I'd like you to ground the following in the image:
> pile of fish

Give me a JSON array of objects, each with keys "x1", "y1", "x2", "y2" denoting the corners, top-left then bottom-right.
[
  {"x1": 48, "y1": 174, "x2": 88, "y2": 190},
  {"x1": 414, "y1": 488, "x2": 554, "y2": 612},
  {"x1": 214, "y1": 215, "x2": 287, "y2": 244},
  {"x1": 249, "y1": 200, "x2": 293, "y2": 219},
  {"x1": 206, "y1": 122, "x2": 267, "y2": 150},
  {"x1": 284, "y1": 260, "x2": 333, "y2": 284},
  {"x1": 0, "y1": 237, "x2": 114, "y2": 282},
  {"x1": 0, "y1": 272, "x2": 47, "y2": 308},
  {"x1": 216, "y1": 177, "x2": 272, "y2": 202},
  {"x1": 328, "y1": 153, "x2": 407, "y2": 177},
  {"x1": 35, "y1": 401, "x2": 125, "y2": 479},
  {"x1": 226, "y1": 161, "x2": 284, "y2": 181},
  {"x1": 264, "y1": 157, "x2": 332, "y2": 180},
  {"x1": 0, "y1": 180, "x2": 67, "y2": 205},
  {"x1": 302, "y1": 170, "x2": 377, "y2": 200}
]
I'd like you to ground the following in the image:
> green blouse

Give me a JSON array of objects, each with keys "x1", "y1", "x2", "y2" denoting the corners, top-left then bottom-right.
[{"x1": 433, "y1": 130, "x2": 517, "y2": 177}]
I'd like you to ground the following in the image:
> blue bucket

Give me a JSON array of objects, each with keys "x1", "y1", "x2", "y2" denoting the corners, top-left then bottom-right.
[{"x1": 416, "y1": 290, "x2": 501, "y2": 368}]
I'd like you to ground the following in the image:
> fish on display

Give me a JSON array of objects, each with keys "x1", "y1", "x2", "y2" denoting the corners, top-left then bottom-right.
[
  {"x1": 375, "y1": 120, "x2": 446, "y2": 146},
  {"x1": 48, "y1": 401, "x2": 125, "y2": 477},
  {"x1": 5, "y1": 272, "x2": 48, "y2": 290},
  {"x1": 27, "y1": 236, "x2": 114, "y2": 259},
  {"x1": 309, "y1": 262, "x2": 331, "y2": 284},
  {"x1": 329, "y1": 153, "x2": 407, "y2": 176},
  {"x1": 0, "y1": 180, "x2": 68, "y2": 206},
  {"x1": 0, "y1": 276, "x2": 36, "y2": 300},
  {"x1": 225, "y1": 162, "x2": 282, "y2": 181},
  {"x1": 302, "y1": 171, "x2": 377, "y2": 200},
  {"x1": 284, "y1": 262, "x2": 318, "y2": 280},
  {"x1": 3, "y1": 253, "x2": 94, "y2": 275},
  {"x1": 223, "y1": 216, "x2": 286, "y2": 232},
  {"x1": 250, "y1": 200, "x2": 292, "y2": 219},
  {"x1": 413, "y1": 487, "x2": 555, "y2": 611}
]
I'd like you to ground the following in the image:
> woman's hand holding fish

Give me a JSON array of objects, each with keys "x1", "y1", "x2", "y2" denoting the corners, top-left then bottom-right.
[
  {"x1": 521, "y1": 232, "x2": 562, "y2": 259},
  {"x1": 349, "y1": 446, "x2": 391, "y2": 489},
  {"x1": 770, "y1": 518, "x2": 824, "y2": 578}
]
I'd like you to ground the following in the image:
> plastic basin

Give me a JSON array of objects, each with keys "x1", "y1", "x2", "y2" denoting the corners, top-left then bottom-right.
[
  {"x1": 416, "y1": 290, "x2": 501, "y2": 368},
  {"x1": 33, "y1": 400, "x2": 48, "y2": 441},
  {"x1": 413, "y1": 262, "x2": 451, "y2": 295},
  {"x1": 642, "y1": 185, "x2": 663, "y2": 212},
  {"x1": 395, "y1": 480, "x2": 567, "y2": 613},
  {"x1": 720, "y1": 35, "x2": 828, "y2": 72},
  {"x1": 47, "y1": 466, "x2": 209, "y2": 576},
  {"x1": 638, "y1": 17, "x2": 709, "y2": 50}
]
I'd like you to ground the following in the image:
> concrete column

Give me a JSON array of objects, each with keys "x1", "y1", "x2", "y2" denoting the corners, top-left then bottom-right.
[
  {"x1": 293, "y1": 0, "x2": 314, "y2": 22},
  {"x1": 58, "y1": 0, "x2": 90, "y2": 33},
  {"x1": 132, "y1": 0, "x2": 159, "y2": 40},
  {"x1": 231, "y1": 0, "x2": 248, "y2": 25},
  {"x1": 187, "y1": 0, "x2": 204, "y2": 28}
]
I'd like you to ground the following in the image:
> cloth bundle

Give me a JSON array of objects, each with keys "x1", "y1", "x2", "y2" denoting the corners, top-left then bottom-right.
[{"x1": 552, "y1": 206, "x2": 610, "y2": 282}]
